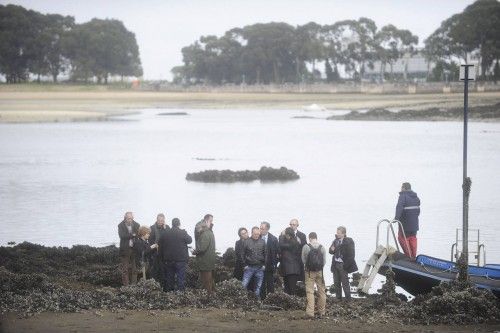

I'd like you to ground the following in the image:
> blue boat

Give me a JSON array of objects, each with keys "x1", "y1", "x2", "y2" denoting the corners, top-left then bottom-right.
[{"x1": 379, "y1": 251, "x2": 500, "y2": 298}]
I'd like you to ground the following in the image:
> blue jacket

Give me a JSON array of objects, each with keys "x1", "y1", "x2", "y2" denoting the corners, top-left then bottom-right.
[{"x1": 395, "y1": 190, "x2": 421, "y2": 235}]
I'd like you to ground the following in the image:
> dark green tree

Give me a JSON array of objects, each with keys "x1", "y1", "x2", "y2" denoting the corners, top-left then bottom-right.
[
  {"x1": 0, "y1": 5, "x2": 37, "y2": 82},
  {"x1": 64, "y1": 18, "x2": 142, "y2": 83}
]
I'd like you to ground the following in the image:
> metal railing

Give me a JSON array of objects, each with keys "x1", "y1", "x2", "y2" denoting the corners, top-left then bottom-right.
[{"x1": 376, "y1": 218, "x2": 408, "y2": 253}]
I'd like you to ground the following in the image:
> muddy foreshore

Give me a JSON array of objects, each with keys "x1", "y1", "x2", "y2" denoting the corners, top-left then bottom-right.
[
  {"x1": 327, "y1": 102, "x2": 500, "y2": 121},
  {"x1": 0, "y1": 242, "x2": 499, "y2": 331}
]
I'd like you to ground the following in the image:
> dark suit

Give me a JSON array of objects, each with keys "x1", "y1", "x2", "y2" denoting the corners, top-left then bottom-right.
[
  {"x1": 296, "y1": 230, "x2": 307, "y2": 281},
  {"x1": 160, "y1": 226, "x2": 192, "y2": 291},
  {"x1": 260, "y1": 232, "x2": 279, "y2": 299},
  {"x1": 233, "y1": 239, "x2": 245, "y2": 280},
  {"x1": 329, "y1": 236, "x2": 357, "y2": 300},
  {"x1": 149, "y1": 223, "x2": 169, "y2": 284},
  {"x1": 118, "y1": 220, "x2": 140, "y2": 286}
]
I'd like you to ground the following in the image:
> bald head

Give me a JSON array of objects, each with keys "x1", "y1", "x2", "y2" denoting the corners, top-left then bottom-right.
[{"x1": 289, "y1": 219, "x2": 299, "y2": 232}]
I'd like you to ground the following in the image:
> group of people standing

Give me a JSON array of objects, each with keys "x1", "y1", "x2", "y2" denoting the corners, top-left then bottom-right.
[
  {"x1": 117, "y1": 181, "x2": 420, "y2": 318},
  {"x1": 118, "y1": 212, "x2": 193, "y2": 291},
  {"x1": 234, "y1": 219, "x2": 358, "y2": 318}
]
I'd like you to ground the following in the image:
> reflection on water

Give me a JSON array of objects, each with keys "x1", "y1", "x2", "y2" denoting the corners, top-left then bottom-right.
[{"x1": 1, "y1": 108, "x2": 499, "y2": 287}]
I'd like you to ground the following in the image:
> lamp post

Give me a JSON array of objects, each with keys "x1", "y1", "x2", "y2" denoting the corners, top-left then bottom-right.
[{"x1": 459, "y1": 64, "x2": 475, "y2": 267}]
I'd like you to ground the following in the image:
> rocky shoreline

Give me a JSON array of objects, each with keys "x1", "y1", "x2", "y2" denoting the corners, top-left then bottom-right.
[
  {"x1": 186, "y1": 166, "x2": 300, "y2": 183},
  {"x1": 0, "y1": 242, "x2": 499, "y2": 327},
  {"x1": 327, "y1": 102, "x2": 500, "y2": 121}
]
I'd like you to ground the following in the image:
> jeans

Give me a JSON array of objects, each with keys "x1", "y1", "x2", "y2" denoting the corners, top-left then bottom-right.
[
  {"x1": 242, "y1": 265, "x2": 264, "y2": 297},
  {"x1": 164, "y1": 261, "x2": 187, "y2": 291}
]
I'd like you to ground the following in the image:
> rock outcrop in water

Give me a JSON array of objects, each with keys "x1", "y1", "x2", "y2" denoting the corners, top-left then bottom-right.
[
  {"x1": 327, "y1": 102, "x2": 500, "y2": 121},
  {"x1": 0, "y1": 242, "x2": 499, "y2": 325},
  {"x1": 186, "y1": 166, "x2": 300, "y2": 183}
]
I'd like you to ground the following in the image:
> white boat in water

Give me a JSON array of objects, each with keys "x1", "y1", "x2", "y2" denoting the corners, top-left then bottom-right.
[{"x1": 303, "y1": 103, "x2": 326, "y2": 111}]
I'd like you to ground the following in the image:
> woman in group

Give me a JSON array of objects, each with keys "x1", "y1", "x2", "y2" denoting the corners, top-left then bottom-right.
[
  {"x1": 279, "y1": 227, "x2": 302, "y2": 295},
  {"x1": 233, "y1": 227, "x2": 248, "y2": 280},
  {"x1": 133, "y1": 226, "x2": 158, "y2": 281}
]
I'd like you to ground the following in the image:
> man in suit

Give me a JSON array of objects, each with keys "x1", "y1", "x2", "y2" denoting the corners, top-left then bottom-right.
[
  {"x1": 289, "y1": 218, "x2": 307, "y2": 281},
  {"x1": 259, "y1": 221, "x2": 279, "y2": 299},
  {"x1": 329, "y1": 226, "x2": 358, "y2": 301},
  {"x1": 118, "y1": 211, "x2": 140, "y2": 286},
  {"x1": 149, "y1": 213, "x2": 170, "y2": 286}
]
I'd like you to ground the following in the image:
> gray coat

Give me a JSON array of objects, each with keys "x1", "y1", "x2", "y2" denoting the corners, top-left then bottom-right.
[
  {"x1": 118, "y1": 220, "x2": 140, "y2": 256},
  {"x1": 279, "y1": 235, "x2": 302, "y2": 276}
]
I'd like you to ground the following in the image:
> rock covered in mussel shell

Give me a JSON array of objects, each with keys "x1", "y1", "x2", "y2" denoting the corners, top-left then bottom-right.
[{"x1": 262, "y1": 291, "x2": 305, "y2": 310}]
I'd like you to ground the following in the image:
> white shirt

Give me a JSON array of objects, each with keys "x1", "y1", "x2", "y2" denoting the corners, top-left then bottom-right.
[
  {"x1": 126, "y1": 223, "x2": 133, "y2": 247},
  {"x1": 262, "y1": 234, "x2": 268, "y2": 244}
]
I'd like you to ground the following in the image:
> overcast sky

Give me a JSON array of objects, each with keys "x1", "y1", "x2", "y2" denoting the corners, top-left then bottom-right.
[{"x1": 2, "y1": 0, "x2": 475, "y2": 80}]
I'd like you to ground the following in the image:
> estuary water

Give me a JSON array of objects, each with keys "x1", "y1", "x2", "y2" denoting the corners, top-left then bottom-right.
[{"x1": 1, "y1": 109, "x2": 499, "y2": 288}]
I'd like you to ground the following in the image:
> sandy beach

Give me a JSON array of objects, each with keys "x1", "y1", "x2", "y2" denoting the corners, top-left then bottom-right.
[{"x1": 1, "y1": 85, "x2": 500, "y2": 123}]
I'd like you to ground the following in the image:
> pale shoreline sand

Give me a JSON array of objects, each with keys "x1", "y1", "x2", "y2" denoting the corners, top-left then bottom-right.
[{"x1": 1, "y1": 88, "x2": 500, "y2": 123}]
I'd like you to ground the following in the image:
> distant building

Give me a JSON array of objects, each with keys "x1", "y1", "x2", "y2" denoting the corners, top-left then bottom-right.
[{"x1": 363, "y1": 52, "x2": 435, "y2": 82}]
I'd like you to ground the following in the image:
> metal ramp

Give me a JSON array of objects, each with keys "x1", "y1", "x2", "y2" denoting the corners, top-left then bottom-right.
[{"x1": 357, "y1": 219, "x2": 406, "y2": 294}]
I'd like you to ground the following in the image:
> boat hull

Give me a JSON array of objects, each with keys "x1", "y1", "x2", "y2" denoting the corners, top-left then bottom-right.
[{"x1": 378, "y1": 252, "x2": 500, "y2": 298}]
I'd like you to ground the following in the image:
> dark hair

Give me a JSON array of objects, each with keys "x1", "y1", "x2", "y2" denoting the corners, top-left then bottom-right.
[
  {"x1": 285, "y1": 227, "x2": 295, "y2": 238},
  {"x1": 251, "y1": 226, "x2": 260, "y2": 233},
  {"x1": 172, "y1": 218, "x2": 180, "y2": 227},
  {"x1": 402, "y1": 182, "x2": 411, "y2": 190},
  {"x1": 308, "y1": 232, "x2": 317, "y2": 240},
  {"x1": 260, "y1": 221, "x2": 270, "y2": 230},
  {"x1": 203, "y1": 214, "x2": 213, "y2": 222},
  {"x1": 237, "y1": 227, "x2": 247, "y2": 236}
]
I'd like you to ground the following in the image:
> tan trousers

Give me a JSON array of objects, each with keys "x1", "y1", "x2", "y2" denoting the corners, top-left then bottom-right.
[
  {"x1": 305, "y1": 270, "x2": 326, "y2": 317},
  {"x1": 200, "y1": 270, "x2": 215, "y2": 294},
  {"x1": 120, "y1": 248, "x2": 137, "y2": 286}
]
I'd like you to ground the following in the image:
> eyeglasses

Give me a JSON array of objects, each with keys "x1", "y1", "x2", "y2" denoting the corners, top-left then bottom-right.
[{"x1": 289, "y1": 223, "x2": 298, "y2": 227}]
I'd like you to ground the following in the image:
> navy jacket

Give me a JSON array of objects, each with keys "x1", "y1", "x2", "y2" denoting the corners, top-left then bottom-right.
[
  {"x1": 263, "y1": 232, "x2": 279, "y2": 272},
  {"x1": 395, "y1": 190, "x2": 421, "y2": 236},
  {"x1": 159, "y1": 226, "x2": 192, "y2": 262}
]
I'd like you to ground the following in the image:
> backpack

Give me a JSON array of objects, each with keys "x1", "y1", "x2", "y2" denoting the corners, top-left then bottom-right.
[{"x1": 305, "y1": 244, "x2": 324, "y2": 272}]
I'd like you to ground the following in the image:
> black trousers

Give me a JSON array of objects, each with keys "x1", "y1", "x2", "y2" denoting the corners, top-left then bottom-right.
[
  {"x1": 260, "y1": 270, "x2": 275, "y2": 299},
  {"x1": 284, "y1": 274, "x2": 299, "y2": 295},
  {"x1": 332, "y1": 261, "x2": 351, "y2": 299},
  {"x1": 150, "y1": 254, "x2": 164, "y2": 286}
]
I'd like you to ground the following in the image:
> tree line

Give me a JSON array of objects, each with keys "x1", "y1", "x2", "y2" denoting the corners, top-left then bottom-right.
[
  {"x1": 0, "y1": 4, "x2": 142, "y2": 83},
  {"x1": 173, "y1": 0, "x2": 500, "y2": 85}
]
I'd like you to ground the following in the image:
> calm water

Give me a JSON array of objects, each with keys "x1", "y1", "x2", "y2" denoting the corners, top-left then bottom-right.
[{"x1": 1, "y1": 109, "x2": 499, "y2": 287}]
